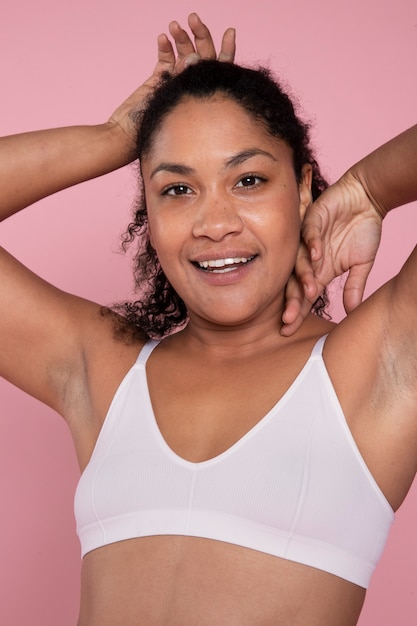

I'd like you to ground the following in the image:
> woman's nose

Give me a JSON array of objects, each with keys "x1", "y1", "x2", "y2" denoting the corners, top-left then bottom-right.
[{"x1": 192, "y1": 195, "x2": 244, "y2": 240}]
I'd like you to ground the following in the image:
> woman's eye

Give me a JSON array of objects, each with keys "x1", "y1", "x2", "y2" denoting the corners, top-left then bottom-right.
[
  {"x1": 236, "y1": 175, "x2": 265, "y2": 188},
  {"x1": 163, "y1": 184, "x2": 192, "y2": 196}
]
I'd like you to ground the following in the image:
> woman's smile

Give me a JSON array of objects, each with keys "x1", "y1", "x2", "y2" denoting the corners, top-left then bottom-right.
[
  {"x1": 142, "y1": 94, "x2": 312, "y2": 327},
  {"x1": 190, "y1": 253, "x2": 258, "y2": 289},
  {"x1": 194, "y1": 255, "x2": 255, "y2": 272}
]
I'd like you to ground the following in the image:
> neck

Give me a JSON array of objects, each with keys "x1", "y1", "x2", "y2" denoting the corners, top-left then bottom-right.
[{"x1": 173, "y1": 311, "x2": 309, "y2": 360}]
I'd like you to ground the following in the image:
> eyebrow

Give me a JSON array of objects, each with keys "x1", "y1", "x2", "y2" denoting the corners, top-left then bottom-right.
[
  {"x1": 225, "y1": 148, "x2": 278, "y2": 168},
  {"x1": 149, "y1": 148, "x2": 278, "y2": 179},
  {"x1": 150, "y1": 163, "x2": 195, "y2": 179}
]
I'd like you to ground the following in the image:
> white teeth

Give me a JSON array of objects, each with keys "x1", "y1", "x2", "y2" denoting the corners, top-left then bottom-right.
[{"x1": 198, "y1": 256, "x2": 252, "y2": 269}]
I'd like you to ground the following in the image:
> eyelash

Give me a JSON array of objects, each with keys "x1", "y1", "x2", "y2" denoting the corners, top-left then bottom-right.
[
  {"x1": 161, "y1": 174, "x2": 267, "y2": 197},
  {"x1": 162, "y1": 184, "x2": 193, "y2": 196},
  {"x1": 235, "y1": 174, "x2": 267, "y2": 188}
]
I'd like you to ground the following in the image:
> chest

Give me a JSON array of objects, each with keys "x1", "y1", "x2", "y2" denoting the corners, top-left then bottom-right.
[
  {"x1": 146, "y1": 349, "x2": 308, "y2": 463},
  {"x1": 75, "y1": 347, "x2": 393, "y2": 592}
]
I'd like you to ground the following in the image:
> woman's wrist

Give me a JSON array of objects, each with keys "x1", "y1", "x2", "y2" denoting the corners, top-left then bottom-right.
[
  {"x1": 103, "y1": 118, "x2": 138, "y2": 167},
  {"x1": 341, "y1": 167, "x2": 388, "y2": 221},
  {"x1": 347, "y1": 125, "x2": 417, "y2": 218}
]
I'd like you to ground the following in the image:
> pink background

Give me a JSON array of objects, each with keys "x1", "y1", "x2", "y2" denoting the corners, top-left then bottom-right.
[{"x1": 0, "y1": 1, "x2": 416, "y2": 624}]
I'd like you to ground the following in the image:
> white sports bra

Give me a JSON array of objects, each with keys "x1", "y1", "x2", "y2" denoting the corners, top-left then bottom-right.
[{"x1": 74, "y1": 335, "x2": 394, "y2": 588}]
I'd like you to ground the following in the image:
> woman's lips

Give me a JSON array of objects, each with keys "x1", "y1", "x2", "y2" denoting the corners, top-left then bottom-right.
[{"x1": 194, "y1": 255, "x2": 256, "y2": 273}]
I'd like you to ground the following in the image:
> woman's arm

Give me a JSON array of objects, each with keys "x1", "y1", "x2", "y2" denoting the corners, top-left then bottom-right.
[
  {"x1": 281, "y1": 124, "x2": 417, "y2": 335},
  {"x1": 0, "y1": 14, "x2": 235, "y2": 415},
  {"x1": 351, "y1": 124, "x2": 417, "y2": 216},
  {"x1": 1, "y1": 13, "x2": 235, "y2": 220},
  {"x1": 0, "y1": 124, "x2": 135, "y2": 219}
]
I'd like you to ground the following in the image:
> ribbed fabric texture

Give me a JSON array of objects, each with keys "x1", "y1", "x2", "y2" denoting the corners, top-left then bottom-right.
[{"x1": 74, "y1": 336, "x2": 394, "y2": 588}]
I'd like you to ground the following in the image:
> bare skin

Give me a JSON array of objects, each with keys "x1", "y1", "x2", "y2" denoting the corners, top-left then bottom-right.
[
  {"x1": 74, "y1": 285, "x2": 417, "y2": 625},
  {"x1": 79, "y1": 536, "x2": 365, "y2": 626},
  {"x1": 2, "y1": 14, "x2": 417, "y2": 626},
  {"x1": 76, "y1": 313, "x2": 371, "y2": 626}
]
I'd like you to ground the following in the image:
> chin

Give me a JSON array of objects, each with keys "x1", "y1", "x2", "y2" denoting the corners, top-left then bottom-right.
[{"x1": 191, "y1": 306, "x2": 273, "y2": 329}]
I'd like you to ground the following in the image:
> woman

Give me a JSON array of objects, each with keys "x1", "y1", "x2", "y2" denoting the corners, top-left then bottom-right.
[{"x1": 1, "y1": 13, "x2": 416, "y2": 626}]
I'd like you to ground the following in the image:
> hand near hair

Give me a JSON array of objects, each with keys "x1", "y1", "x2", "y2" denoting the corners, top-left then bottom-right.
[
  {"x1": 165, "y1": 13, "x2": 236, "y2": 72},
  {"x1": 0, "y1": 14, "x2": 235, "y2": 215},
  {"x1": 281, "y1": 172, "x2": 383, "y2": 336},
  {"x1": 282, "y1": 124, "x2": 417, "y2": 336},
  {"x1": 108, "y1": 13, "x2": 236, "y2": 156}
]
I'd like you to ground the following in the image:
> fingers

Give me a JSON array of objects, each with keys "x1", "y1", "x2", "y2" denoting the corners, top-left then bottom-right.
[
  {"x1": 143, "y1": 33, "x2": 176, "y2": 92},
  {"x1": 301, "y1": 218, "x2": 324, "y2": 264},
  {"x1": 187, "y1": 13, "x2": 217, "y2": 60},
  {"x1": 154, "y1": 33, "x2": 175, "y2": 73},
  {"x1": 281, "y1": 239, "x2": 327, "y2": 336},
  {"x1": 157, "y1": 33, "x2": 175, "y2": 61},
  {"x1": 188, "y1": 13, "x2": 235, "y2": 62},
  {"x1": 281, "y1": 275, "x2": 315, "y2": 337},
  {"x1": 342, "y1": 263, "x2": 372, "y2": 314},
  {"x1": 168, "y1": 19, "x2": 201, "y2": 66},
  {"x1": 166, "y1": 13, "x2": 235, "y2": 72},
  {"x1": 218, "y1": 27, "x2": 236, "y2": 62},
  {"x1": 293, "y1": 240, "x2": 321, "y2": 302},
  {"x1": 115, "y1": 15, "x2": 233, "y2": 142}
]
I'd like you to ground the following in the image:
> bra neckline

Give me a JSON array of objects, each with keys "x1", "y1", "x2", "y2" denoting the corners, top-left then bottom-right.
[{"x1": 140, "y1": 335, "x2": 327, "y2": 468}]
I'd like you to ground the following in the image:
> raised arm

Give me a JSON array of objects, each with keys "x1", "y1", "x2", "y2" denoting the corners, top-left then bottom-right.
[
  {"x1": 350, "y1": 124, "x2": 417, "y2": 214},
  {"x1": 0, "y1": 15, "x2": 235, "y2": 415},
  {"x1": 1, "y1": 13, "x2": 235, "y2": 219},
  {"x1": 282, "y1": 124, "x2": 417, "y2": 335}
]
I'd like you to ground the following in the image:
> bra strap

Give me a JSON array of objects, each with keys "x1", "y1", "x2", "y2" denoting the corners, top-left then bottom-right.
[
  {"x1": 311, "y1": 334, "x2": 328, "y2": 358},
  {"x1": 136, "y1": 339, "x2": 160, "y2": 365}
]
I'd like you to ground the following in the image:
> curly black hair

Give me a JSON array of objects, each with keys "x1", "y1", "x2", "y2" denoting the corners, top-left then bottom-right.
[{"x1": 112, "y1": 60, "x2": 329, "y2": 339}]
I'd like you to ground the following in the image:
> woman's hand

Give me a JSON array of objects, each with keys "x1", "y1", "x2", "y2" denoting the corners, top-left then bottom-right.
[
  {"x1": 281, "y1": 172, "x2": 383, "y2": 335},
  {"x1": 108, "y1": 13, "x2": 236, "y2": 155},
  {"x1": 0, "y1": 15, "x2": 235, "y2": 217},
  {"x1": 166, "y1": 13, "x2": 236, "y2": 72}
]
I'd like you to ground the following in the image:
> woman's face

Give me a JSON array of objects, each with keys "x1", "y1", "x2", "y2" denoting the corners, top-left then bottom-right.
[{"x1": 141, "y1": 95, "x2": 312, "y2": 329}]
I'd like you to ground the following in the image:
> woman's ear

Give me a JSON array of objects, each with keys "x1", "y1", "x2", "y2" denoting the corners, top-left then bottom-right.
[{"x1": 298, "y1": 164, "x2": 313, "y2": 220}]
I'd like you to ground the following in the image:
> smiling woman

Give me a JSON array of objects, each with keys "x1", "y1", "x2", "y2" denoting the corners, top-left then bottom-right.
[
  {"x1": 113, "y1": 60, "x2": 328, "y2": 337},
  {"x1": 144, "y1": 97, "x2": 309, "y2": 328},
  {"x1": 1, "y1": 12, "x2": 417, "y2": 626}
]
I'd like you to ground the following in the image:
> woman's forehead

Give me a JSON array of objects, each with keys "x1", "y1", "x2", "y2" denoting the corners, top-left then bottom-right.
[
  {"x1": 144, "y1": 95, "x2": 285, "y2": 159},
  {"x1": 158, "y1": 93, "x2": 255, "y2": 125}
]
